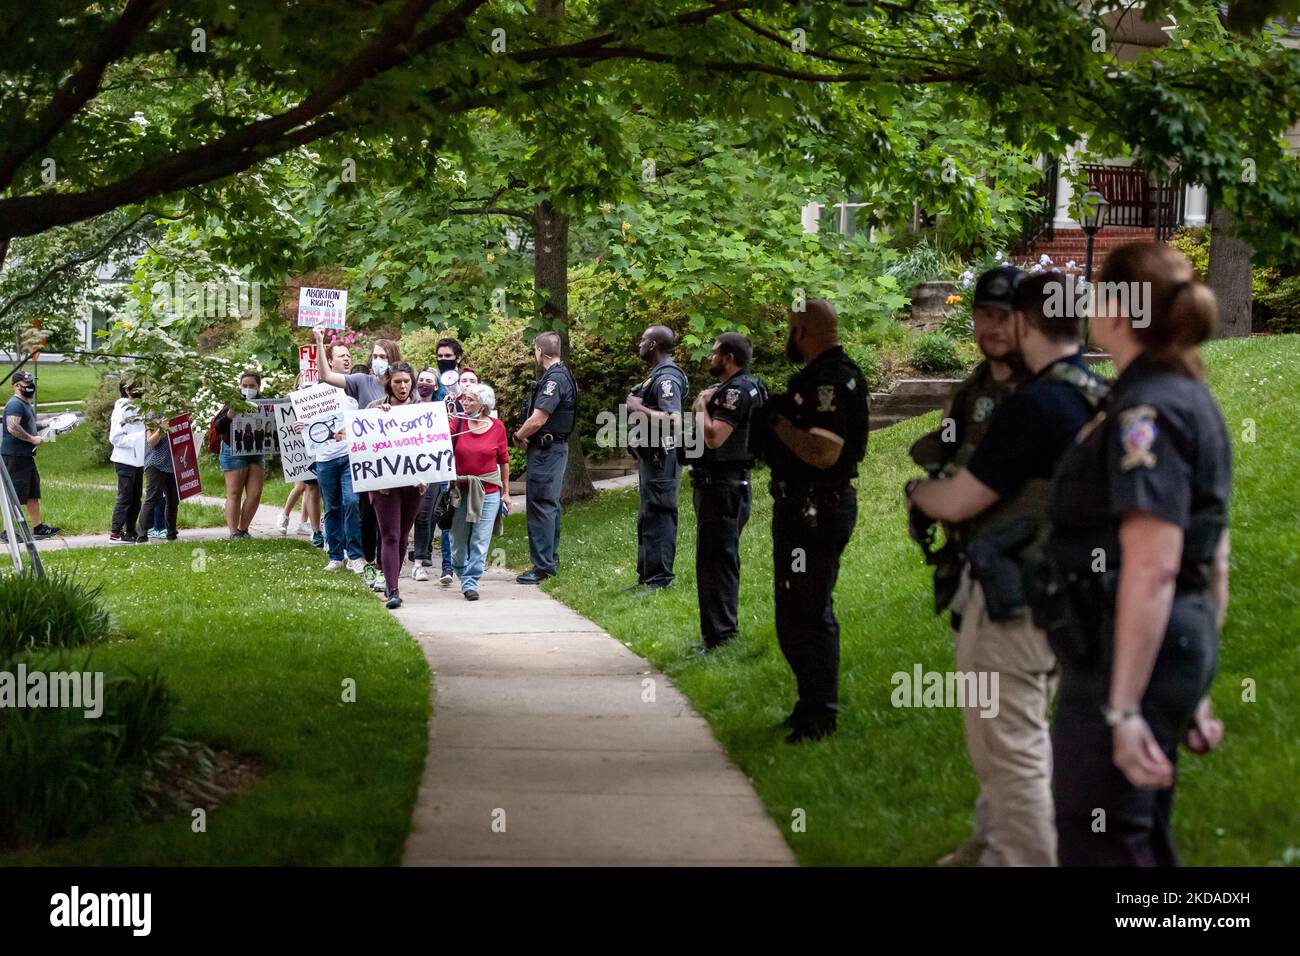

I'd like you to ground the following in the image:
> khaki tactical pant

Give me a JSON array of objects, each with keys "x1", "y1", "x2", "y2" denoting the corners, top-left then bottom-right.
[{"x1": 954, "y1": 569, "x2": 1059, "y2": 866}]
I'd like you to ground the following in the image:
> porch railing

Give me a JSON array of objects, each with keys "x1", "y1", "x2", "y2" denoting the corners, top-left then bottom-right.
[
  {"x1": 1018, "y1": 158, "x2": 1058, "y2": 252},
  {"x1": 1081, "y1": 163, "x2": 1185, "y2": 239}
]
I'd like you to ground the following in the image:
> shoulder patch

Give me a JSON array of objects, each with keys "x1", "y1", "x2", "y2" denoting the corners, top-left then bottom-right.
[
  {"x1": 661, "y1": 378, "x2": 674, "y2": 398},
  {"x1": 722, "y1": 388, "x2": 740, "y2": 410},
  {"x1": 972, "y1": 395, "x2": 995, "y2": 423},
  {"x1": 816, "y1": 384, "x2": 837, "y2": 413},
  {"x1": 543, "y1": 380, "x2": 557, "y2": 396},
  {"x1": 1119, "y1": 405, "x2": 1158, "y2": 471}
]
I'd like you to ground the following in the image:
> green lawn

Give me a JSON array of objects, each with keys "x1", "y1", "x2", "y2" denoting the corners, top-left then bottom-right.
[
  {"x1": 498, "y1": 335, "x2": 1300, "y2": 866},
  {"x1": 2, "y1": 540, "x2": 430, "y2": 865},
  {"x1": 28, "y1": 362, "x2": 111, "y2": 406}
]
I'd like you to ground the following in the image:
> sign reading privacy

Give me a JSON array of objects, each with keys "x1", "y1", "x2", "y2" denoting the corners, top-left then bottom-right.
[{"x1": 347, "y1": 401, "x2": 456, "y2": 492}]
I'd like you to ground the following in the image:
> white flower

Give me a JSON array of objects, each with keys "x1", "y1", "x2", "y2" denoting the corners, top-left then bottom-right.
[
  {"x1": 1039, "y1": 253, "x2": 1053, "y2": 266},
  {"x1": 1066, "y1": 260, "x2": 1078, "y2": 270},
  {"x1": 994, "y1": 251, "x2": 1005, "y2": 261}
]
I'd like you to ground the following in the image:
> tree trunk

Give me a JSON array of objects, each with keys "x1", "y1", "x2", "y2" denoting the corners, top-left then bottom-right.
[
  {"x1": 0, "y1": 238, "x2": 8, "y2": 273},
  {"x1": 531, "y1": 198, "x2": 595, "y2": 504},
  {"x1": 1208, "y1": 203, "x2": 1253, "y2": 338}
]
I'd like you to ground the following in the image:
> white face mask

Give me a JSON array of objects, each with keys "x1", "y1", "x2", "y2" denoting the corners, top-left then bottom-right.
[
  {"x1": 240, "y1": 386, "x2": 258, "y2": 399},
  {"x1": 371, "y1": 358, "x2": 389, "y2": 377}
]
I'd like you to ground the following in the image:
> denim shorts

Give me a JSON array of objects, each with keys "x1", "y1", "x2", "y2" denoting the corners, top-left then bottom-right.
[{"x1": 219, "y1": 441, "x2": 265, "y2": 473}]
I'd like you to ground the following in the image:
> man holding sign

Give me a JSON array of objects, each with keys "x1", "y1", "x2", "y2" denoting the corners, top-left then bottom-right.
[
  {"x1": 351, "y1": 363, "x2": 454, "y2": 609},
  {"x1": 292, "y1": 344, "x2": 363, "y2": 574}
]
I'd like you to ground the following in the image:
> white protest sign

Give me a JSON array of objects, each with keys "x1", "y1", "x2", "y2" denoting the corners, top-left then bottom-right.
[
  {"x1": 289, "y1": 382, "x2": 350, "y2": 458},
  {"x1": 297, "y1": 287, "x2": 348, "y2": 329},
  {"x1": 347, "y1": 401, "x2": 456, "y2": 492},
  {"x1": 229, "y1": 401, "x2": 278, "y2": 456},
  {"x1": 275, "y1": 402, "x2": 315, "y2": 483}
]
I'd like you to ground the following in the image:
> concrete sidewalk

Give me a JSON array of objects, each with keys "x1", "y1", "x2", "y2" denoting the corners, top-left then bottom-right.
[{"x1": 394, "y1": 568, "x2": 795, "y2": 866}]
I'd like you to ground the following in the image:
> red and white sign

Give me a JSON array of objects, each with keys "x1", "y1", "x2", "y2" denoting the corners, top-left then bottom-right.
[
  {"x1": 298, "y1": 344, "x2": 319, "y2": 385},
  {"x1": 167, "y1": 414, "x2": 203, "y2": 500},
  {"x1": 296, "y1": 286, "x2": 347, "y2": 329}
]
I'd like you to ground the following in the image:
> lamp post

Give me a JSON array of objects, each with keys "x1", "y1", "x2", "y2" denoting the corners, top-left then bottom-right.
[{"x1": 1079, "y1": 189, "x2": 1109, "y2": 347}]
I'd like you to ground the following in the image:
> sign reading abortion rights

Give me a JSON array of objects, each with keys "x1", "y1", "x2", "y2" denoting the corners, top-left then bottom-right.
[
  {"x1": 289, "y1": 382, "x2": 349, "y2": 458},
  {"x1": 275, "y1": 401, "x2": 315, "y2": 483},
  {"x1": 296, "y1": 287, "x2": 348, "y2": 329},
  {"x1": 347, "y1": 401, "x2": 456, "y2": 492},
  {"x1": 167, "y1": 414, "x2": 203, "y2": 500}
]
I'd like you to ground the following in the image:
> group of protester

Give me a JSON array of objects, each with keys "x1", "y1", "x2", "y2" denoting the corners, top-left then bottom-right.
[
  {"x1": 97, "y1": 239, "x2": 1230, "y2": 868},
  {"x1": 105, "y1": 330, "x2": 511, "y2": 610}
]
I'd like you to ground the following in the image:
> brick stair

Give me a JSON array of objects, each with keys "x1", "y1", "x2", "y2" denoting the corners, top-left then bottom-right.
[{"x1": 1016, "y1": 226, "x2": 1160, "y2": 270}]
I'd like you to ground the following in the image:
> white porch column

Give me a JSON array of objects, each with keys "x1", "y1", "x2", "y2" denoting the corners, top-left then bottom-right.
[{"x1": 1184, "y1": 183, "x2": 1208, "y2": 226}]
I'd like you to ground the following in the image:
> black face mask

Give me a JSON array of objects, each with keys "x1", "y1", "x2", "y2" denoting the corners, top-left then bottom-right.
[
  {"x1": 19, "y1": 385, "x2": 35, "y2": 398},
  {"x1": 129, "y1": 389, "x2": 143, "y2": 399},
  {"x1": 437, "y1": 358, "x2": 458, "y2": 374},
  {"x1": 785, "y1": 331, "x2": 802, "y2": 364}
]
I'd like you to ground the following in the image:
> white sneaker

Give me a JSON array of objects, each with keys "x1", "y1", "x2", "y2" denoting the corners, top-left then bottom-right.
[
  {"x1": 439, "y1": 572, "x2": 453, "y2": 587},
  {"x1": 324, "y1": 560, "x2": 345, "y2": 571},
  {"x1": 296, "y1": 522, "x2": 313, "y2": 535},
  {"x1": 276, "y1": 514, "x2": 290, "y2": 535},
  {"x1": 346, "y1": 558, "x2": 366, "y2": 574},
  {"x1": 413, "y1": 566, "x2": 429, "y2": 582}
]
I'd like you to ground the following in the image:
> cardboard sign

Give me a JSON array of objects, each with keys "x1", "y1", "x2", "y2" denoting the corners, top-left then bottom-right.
[
  {"x1": 167, "y1": 414, "x2": 203, "y2": 500},
  {"x1": 298, "y1": 344, "x2": 319, "y2": 385},
  {"x1": 347, "y1": 401, "x2": 456, "y2": 492},
  {"x1": 297, "y1": 286, "x2": 347, "y2": 329},
  {"x1": 229, "y1": 401, "x2": 278, "y2": 456},
  {"x1": 275, "y1": 401, "x2": 315, "y2": 483},
  {"x1": 290, "y1": 382, "x2": 350, "y2": 458}
]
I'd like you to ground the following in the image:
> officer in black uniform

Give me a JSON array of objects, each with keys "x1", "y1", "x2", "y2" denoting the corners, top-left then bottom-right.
[
  {"x1": 514, "y1": 330, "x2": 577, "y2": 584},
  {"x1": 1032, "y1": 242, "x2": 1231, "y2": 866},
  {"x1": 624, "y1": 325, "x2": 688, "y2": 593},
  {"x1": 763, "y1": 299, "x2": 868, "y2": 743},
  {"x1": 689, "y1": 332, "x2": 766, "y2": 651}
]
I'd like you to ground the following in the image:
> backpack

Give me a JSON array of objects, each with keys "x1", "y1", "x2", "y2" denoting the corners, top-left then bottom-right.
[{"x1": 206, "y1": 411, "x2": 224, "y2": 455}]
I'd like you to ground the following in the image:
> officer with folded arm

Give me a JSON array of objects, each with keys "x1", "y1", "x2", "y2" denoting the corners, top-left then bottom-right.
[
  {"x1": 763, "y1": 299, "x2": 868, "y2": 744},
  {"x1": 623, "y1": 325, "x2": 688, "y2": 594},
  {"x1": 514, "y1": 331, "x2": 577, "y2": 584},
  {"x1": 907, "y1": 270, "x2": 1107, "y2": 866},
  {"x1": 689, "y1": 332, "x2": 766, "y2": 652}
]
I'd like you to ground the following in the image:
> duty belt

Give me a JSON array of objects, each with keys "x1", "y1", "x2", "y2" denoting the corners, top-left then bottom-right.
[{"x1": 772, "y1": 478, "x2": 852, "y2": 500}]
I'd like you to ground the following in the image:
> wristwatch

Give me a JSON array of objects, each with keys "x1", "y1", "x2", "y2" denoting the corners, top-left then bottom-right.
[{"x1": 1102, "y1": 705, "x2": 1141, "y2": 727}]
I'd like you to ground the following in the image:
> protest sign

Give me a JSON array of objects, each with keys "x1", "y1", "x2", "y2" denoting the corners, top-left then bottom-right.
[
  {"x1": 167, "y1": 414, "x2": 202, "y2": 500},
  {"x1": 298, "y1": 344, "x2": 318, "y2": 385},
  {"x1": 275, "y1": 401, "x2": 315, "y2": 483},
  {"x1": 296, "y1": 287, "x2": 347, "y2": 329},
  {"x1": 347, "y1": 401, "x2": 456, "y2": 493},
  {"x1": 290, "y1": 382, "x2": 350, "y2": 458},
  {"x1": 230, "y1": 401, "x2": 278, "y2": 456}
]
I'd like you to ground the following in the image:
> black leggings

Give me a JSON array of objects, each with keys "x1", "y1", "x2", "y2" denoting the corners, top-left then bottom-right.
[
  {"x1": 359, "y1": 490, "x2": 378, "y2": 564},
  {"x1": 136, "y1": 467, "x2": 179, "y2": 539}
]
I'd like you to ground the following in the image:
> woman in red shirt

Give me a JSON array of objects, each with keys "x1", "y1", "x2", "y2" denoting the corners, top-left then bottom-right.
[{"x1": 450, "y1": 383, "x2": 510, "y2": 601}]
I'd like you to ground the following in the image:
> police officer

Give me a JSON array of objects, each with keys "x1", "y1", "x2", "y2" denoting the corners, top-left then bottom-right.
[
  {"x1": 514, "y1": 331, "x2": 577, "y2": 584},
  {"x1": 907, "y1": 270, "x2": 1107, "y2": 866},
  {"x1": 906, "y1": 263, "x2": 1027, "y2": 865},
  {"x1": 689, "y1": 332, "x2": 765, "y2": 651},
  {"x1": 1037, "y1": 242, "x2": 1230, "y2": 866},
  {"x1": 624, "y1": 325, "x2": 688, "y2": 594},
  {"x1": 764, "y1": 299, "x2": 868, "y2": 743}
]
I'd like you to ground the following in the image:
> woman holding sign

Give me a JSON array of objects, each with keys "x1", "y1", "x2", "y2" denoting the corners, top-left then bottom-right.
[
  {"x1": 212, "y1": 371, "x2": 267, "y2": 538},
  {"x1": 450, "y1": 383, "x2": 510, "y2": 601},
  {"x1": 366, "y1": 362, "x2": 424, "y2": 609}
]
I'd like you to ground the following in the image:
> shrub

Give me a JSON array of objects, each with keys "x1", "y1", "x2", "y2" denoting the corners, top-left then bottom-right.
[
  {"x1": 1256, "y1": 273, "x2": 1300, "y2": 334},
  {"x1": 0, "y1": 571, "x2": 115, "y2": 658},
  {"x1": 0, "y1": 663, "x2": 187, "y2": 850},
  {"x1": 909, "y1": 332, "x2": 963, "y2": 373},
  {"x1": 80, "y1": 373, "x2": 122, "y2": 466}
]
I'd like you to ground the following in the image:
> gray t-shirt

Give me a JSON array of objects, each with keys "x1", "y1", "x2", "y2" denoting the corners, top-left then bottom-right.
[{"x1": 344, "y1": 373, "x2": 386, "y2": 409}]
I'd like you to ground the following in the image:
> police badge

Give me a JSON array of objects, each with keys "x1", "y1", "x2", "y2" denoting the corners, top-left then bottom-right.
[{"x1": 1118, "y1": 405, "x2": 1158, "y2": 471}]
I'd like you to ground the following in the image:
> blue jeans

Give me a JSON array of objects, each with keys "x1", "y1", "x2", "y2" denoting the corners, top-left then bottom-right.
[
  {"x1": 452, "y1": 491, "x2": 500, "y2": 593},
  {"x1": 440, "y1": 523, "x2": 453, "y2": 574},
  {"x1": 316, "y1": 454, "x2": 362, "y2": 561}
]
